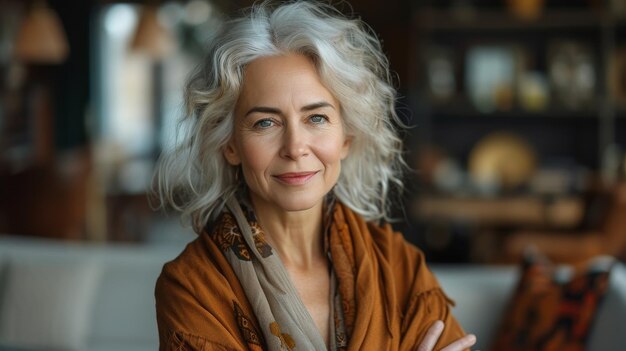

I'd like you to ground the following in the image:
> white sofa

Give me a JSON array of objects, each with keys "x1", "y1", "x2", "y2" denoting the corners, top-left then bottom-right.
[
  {"x1": 0, "y1": 233, "x2": 624, "y2": 351},
  {"x1": 0, "y1": 234, "x2": 189, "y2": 351}
]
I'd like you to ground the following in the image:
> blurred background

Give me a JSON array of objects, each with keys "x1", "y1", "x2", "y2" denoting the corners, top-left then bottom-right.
[
  {"x1": 1, "y1": 0, "x2": 626, "y2": 263},
  {"x1": 1, "y1": 1, "x2": 626, "y2": 350}
]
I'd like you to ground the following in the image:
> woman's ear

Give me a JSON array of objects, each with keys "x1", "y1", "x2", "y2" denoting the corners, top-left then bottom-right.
[
  {"x1": 340, "y1": 135, "x2": 352, "y2": 160},
  {"x1": 223, "y1": 140, "x2": 241, "y2": 166}
]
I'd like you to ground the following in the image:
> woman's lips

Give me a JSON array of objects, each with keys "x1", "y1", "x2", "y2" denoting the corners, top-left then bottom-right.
[{"x1": 273, "y1": 171, "x2": 318, "y2": 185}]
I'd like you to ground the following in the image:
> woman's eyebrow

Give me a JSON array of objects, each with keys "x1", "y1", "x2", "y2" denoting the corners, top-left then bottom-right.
[
  {"x1": 301, "y1": 101, "x2": 335, "y2": 112},
  {"x1": 244, "y1": 101, "x2": 335, "y2": 117},
  {"x1": 244, "y1": 106, "x2": 282, "y2": 117}
]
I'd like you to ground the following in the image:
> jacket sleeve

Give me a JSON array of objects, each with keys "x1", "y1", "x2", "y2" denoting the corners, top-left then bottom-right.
[
  {"x1": 159, "y1": 330, "x2": 240, "y2": 351},
  {"x1": 383, "y1": 228, "x2": 469, "y2": 351},
  {"x1": 399, "y1": 286, "x2": 469, "y2": 351},
  {"x1": 155, "y1": 261, "x2": 256, "y2": 351}
]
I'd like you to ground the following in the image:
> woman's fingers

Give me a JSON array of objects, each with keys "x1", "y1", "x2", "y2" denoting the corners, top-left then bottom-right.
[
  {"x1": 417, "y1": 320, "x2": 477, "y2": 351},
  {"x1": 440, "y1": 333, "x2": 477, "y2": 351},
  {"x1": 416, "y1": 320, "x2": 445, "y2": 351}
]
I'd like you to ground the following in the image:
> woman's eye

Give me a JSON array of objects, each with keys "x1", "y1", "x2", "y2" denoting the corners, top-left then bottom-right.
[
  {"x1": 254, "y1": 119, "x2": 274, "y2": 128},
  {"x1": 309, "y1": 114, "x2": 327, "y2": 124}
]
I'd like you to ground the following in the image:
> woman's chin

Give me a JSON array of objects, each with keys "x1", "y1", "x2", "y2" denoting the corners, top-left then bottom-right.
[
  {"x1": 249, "y1": 185, "x2": 334, "y2": 214},
  {"x1": 277, "y1": 199, "x2": 321, "y2": 213}
]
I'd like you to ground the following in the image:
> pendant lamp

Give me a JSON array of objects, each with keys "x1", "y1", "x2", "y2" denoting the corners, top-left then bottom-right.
[
  {"x1": 14, "y1": 1, "x2": 69, "y2": 64},
  {"x1": 130, "y1": 4, "x2": 175, "y2": 59}
]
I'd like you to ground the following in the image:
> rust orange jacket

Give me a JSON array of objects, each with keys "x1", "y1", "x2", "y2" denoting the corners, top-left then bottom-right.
[{"x1": 155, "y1": 202, "x2": 467, "y2": 350}]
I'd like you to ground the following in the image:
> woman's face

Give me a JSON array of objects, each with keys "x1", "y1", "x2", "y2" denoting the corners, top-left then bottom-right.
[{"x1": 224, "y1": 53, "x2": 351, "y2": 213}]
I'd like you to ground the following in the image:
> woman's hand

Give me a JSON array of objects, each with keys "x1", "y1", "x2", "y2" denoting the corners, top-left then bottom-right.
[{"x1": 416, "y1": 320, "x2": 476, "y2": 351}]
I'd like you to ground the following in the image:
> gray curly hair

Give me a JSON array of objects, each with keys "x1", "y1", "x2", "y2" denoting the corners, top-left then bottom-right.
[{"x1": 153, "y1": 1, "x2": 406, "y2": 233}]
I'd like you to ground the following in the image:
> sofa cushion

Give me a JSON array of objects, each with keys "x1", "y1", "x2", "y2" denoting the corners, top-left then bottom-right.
[
  {"x1": 0, "y1": 257, "x2": 101, "y2": 351},
  {"x1": 85, "y1": 245, "x2": 182, "y2": 348},
  {"x1": 87, "y1": 256, "x2": 161, "y2": 346},
  {"x1": 586, "y1": 262, "x2": 626, "y2": 351},
  {"x1": 491, "y1": 255, "x2": 614, "y2": 351}
]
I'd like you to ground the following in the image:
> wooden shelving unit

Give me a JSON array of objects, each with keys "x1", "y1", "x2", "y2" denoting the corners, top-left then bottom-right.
[
  {"x1": 406, "y1": 4, "x2": 626, "y2": 263},
  {"x1": 410, "y1": 6, "x2": 626, "y2": 170}
]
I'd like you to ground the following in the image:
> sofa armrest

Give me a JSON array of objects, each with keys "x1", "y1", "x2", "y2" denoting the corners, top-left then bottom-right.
[{"x1": 430, "y1": 265, "x2": 518, "y2": 351}]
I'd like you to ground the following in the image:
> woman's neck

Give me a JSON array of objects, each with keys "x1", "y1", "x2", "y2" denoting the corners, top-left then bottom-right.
[{"x1": 250, "y1": 196, "x2": 325, "y2": 270}]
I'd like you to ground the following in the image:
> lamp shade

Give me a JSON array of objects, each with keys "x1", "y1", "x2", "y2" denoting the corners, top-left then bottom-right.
[
  {"x1": 130, "y1": 5, "x2": 174, "y2": 59},
  {"x1": 14, "y1": 1, "x2": 69, "y2": 64}
]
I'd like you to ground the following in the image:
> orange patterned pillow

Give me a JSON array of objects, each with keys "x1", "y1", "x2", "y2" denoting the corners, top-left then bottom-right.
[{"x1": 491, "y1": 254, "x2": 614, "y2": 351}]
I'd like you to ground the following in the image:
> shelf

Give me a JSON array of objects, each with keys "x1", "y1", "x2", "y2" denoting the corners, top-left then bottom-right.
[
  {"x1": 414, "y1": 9, "x2": 619, "y2": 31},
  {"x1": 426, "y1": 107, "x2": 601, "y2": 120},
  {"x1": 421, "y1": 97, "x2": 605, "y2": 120},
  {"x1": 414, "y1": 195, "x2": 584, "y2": 229}
]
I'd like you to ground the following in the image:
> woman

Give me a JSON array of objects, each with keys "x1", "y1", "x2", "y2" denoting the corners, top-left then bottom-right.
[{"x1": 154, "y1": 1, "x2": 476, "y2": 350}]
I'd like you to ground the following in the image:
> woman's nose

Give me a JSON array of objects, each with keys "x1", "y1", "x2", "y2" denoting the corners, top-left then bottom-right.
[{"x1": 280, "y1": 124, "x2": 309, "y2": 160}]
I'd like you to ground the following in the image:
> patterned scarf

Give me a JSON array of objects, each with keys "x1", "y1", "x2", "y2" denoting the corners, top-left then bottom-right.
[{"x1": 211, "y1": 196, "x2": 346, "y2": 350}]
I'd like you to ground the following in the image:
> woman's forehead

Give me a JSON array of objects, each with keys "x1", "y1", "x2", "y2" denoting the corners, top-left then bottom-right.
[{"x1": 236, "y1": 53, "x2": 340, "y2": 113}]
